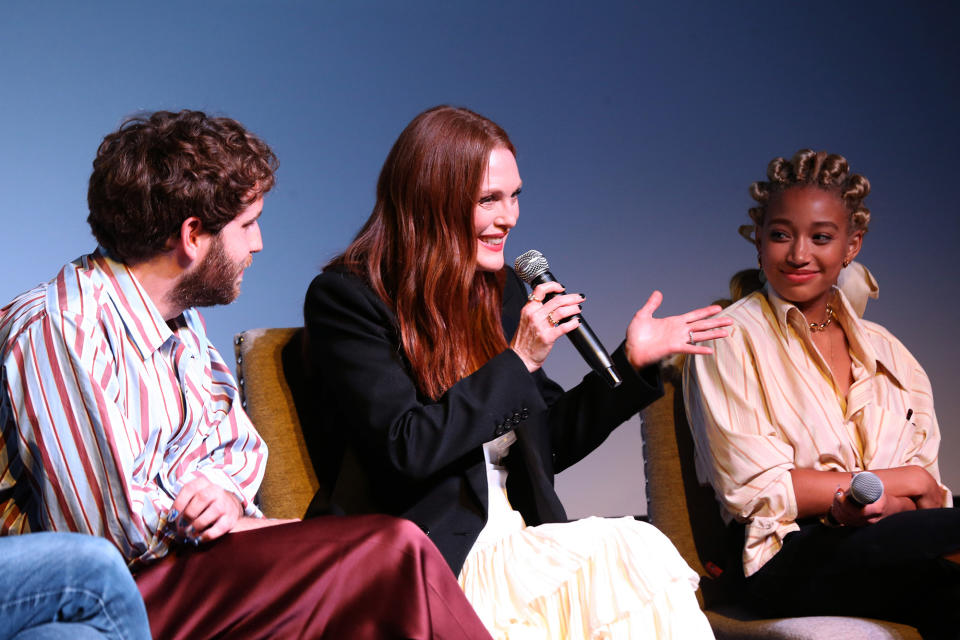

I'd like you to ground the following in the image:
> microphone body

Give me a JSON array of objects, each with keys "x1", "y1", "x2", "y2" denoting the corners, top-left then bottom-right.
[
  {"x1": 848, "y1": 471, "x2": 884, "y2": 506},
  {"x1": 514, "y1": 250, "x2": 621, "y2": 388}
]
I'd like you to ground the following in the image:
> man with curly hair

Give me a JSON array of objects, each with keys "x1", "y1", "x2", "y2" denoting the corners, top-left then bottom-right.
[{"x1": 0, "y1": 110, "x2": 491, "y2": 640}]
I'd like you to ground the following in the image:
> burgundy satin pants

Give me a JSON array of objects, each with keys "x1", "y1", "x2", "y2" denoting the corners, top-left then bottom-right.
[{"x1": 134, "y1": 514, "x2": 491, "y2": 640}]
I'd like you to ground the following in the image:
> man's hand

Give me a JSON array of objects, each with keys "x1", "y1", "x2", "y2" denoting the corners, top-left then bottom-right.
[{"x1": 169, "y1": 477, "x2": 243, "y2": 544}]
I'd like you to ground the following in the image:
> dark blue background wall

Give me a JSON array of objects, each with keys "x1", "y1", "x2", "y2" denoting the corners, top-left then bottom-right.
[{"x1": 2, "y1": 1, "x2": 956, "y2": 516}]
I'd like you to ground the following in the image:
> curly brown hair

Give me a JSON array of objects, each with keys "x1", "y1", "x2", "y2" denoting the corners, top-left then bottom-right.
[
  {"x1": 748, "y1": 149, "x2": 871, "y2": 235},
  {"x1": 87, "y1": 110, "x2": 278, "y2": 263}
]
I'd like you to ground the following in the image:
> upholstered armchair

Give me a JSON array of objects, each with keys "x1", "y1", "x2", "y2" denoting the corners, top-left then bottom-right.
[
  {"x1": 640, "y1": 361, "x2": 921, "y2": 640},
  {"x1": 233, "y1": 327, "x2": 320, "y2": 519}
]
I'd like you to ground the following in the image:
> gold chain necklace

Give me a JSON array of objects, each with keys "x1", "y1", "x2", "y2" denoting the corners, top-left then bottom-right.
[{"x1": 808, "y1": 304, "x2": 835, "y2": 333}]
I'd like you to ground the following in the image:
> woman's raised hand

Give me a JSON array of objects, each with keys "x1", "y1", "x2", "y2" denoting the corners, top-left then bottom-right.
[
  {"x1": 510, "y1": 281, "x2": 584, "y2": 373},
  {"x1": 624, "y1": 291, "x2": 733, "y2": 371}
]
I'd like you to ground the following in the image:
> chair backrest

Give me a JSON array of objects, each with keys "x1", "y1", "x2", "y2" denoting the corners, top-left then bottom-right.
[
  {"x1": 640, "y1": 360, "x2": 738, "y2": 608},
  {"x1": 234, "y1": 327, "x2": 319, "y2": 519}
]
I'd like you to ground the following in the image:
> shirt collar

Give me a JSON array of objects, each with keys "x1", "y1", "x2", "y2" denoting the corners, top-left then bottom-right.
[
  {"x1": 764, "y1": 285, "x2": 904, "y2": 386},
  {"x1": 90, "y1": 247, "x2": 175, "y2": 359}
]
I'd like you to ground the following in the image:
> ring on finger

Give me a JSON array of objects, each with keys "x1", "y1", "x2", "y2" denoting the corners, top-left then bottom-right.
[
  {"x1": 528, "y1": 292, "x2": 543, "y2": 303},
  {"x1": 546, "y1": 312, "x2": 559, "y2": 327},
  {"x1": 688, "y1": 330, "x2": 696, "y2": 344}
]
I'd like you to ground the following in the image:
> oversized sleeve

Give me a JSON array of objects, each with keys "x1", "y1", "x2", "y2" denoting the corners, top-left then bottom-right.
[
  {"x1": 867, "y1": 328, "x2": 952, "y2": 506},
  {"x1": 304, "y1": 271, "x2": 550, "y2": 479},
  {"x1": 904, "y1": 365, "x2": 952, "y2": 506},
  {"x1": 1, "y1": 311, "x2": 171, "y2": 561},
  {"x1": 161, "y1": 320, "x2": 266, "y2": 518},
  {"x1": 903, "y1": 366, "x2": 947, "y2": 490},
  {"x1": 682, "y1": 324, "x2": 800, "y2": 541}
]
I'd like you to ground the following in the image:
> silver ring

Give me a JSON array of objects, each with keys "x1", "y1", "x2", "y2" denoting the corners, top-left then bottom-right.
[
  {"x1": 688, "y1": 330, "x2": 696, "y2": 344},
  {"x1": 528, "y1": 292, "x2": 542, "y2": 303},
  {"x1": 547, "y1": 312, "x2": 559, "y2": 327}
]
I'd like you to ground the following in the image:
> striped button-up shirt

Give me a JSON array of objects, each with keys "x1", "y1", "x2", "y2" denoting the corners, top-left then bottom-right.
[
  {"x1": 683, "y1": 286, "x2": 950, "y2": 577},
  {"x1": 0, "y1": 249, "x2": 266, "y2": 564}
]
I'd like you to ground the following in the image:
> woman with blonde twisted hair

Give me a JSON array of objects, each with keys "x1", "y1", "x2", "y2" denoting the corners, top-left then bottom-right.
[{"x1": 684, "y1": 149, "x2": 960, "y2": 638}]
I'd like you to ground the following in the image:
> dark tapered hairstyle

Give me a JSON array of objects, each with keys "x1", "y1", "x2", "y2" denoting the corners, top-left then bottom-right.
[
  {"x1": 87, "y1": 109, "x2": 278, "y2": 263},
  {"x1": 329, "y1": 105, "x2": 515, "y2": 399}
]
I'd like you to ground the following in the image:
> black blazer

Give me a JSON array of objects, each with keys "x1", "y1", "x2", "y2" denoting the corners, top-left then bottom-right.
[{"x1": 302, "y1": 267, "x2": 662, "y2": 573}]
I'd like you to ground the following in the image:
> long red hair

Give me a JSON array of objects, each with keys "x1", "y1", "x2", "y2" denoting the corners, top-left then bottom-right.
[{"x1": 328, "y1": 106, "x2": 515, "y2": 399}]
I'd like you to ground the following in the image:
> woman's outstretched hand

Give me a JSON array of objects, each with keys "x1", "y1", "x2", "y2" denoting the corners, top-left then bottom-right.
[
  {"x1": 511, "y1": 281, "x2": 584, "y2": 372},
  {"x1": 624, "y1": 291, "x2": 732, "y2": 371}
]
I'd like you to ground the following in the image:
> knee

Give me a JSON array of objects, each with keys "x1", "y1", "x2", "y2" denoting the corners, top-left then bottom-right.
[
  {"x1": 363, "y1": 515, "x2": 434, "y2": 554},
  {"x1": 65, "y1": 534, "x2": 131, "y2": 582},
  {"x1": 383, "y1": 516, "x2": 430, "y2": 543}
]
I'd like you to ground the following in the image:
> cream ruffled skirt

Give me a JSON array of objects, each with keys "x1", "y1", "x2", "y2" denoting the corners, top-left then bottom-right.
[{"x1": 458, "y1": 516, "x2": 714, "y2": 639}]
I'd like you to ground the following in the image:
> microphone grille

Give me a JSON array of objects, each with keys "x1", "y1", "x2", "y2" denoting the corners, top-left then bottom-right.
[
  {"x1": 514, "y1": 250, "x2": 549, "y2": 283},
  {"x1": 850, "y1": 471, "x2": 884, "y2": 505}
]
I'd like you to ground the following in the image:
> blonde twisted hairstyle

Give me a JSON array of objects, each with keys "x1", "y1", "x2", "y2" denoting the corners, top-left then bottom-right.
[
  {"x1": 730, "y1": 150, "x2": 871, "y2": 303},
  {"x1": 748, "y1": 149, "x2": 871, "y2": 234}
]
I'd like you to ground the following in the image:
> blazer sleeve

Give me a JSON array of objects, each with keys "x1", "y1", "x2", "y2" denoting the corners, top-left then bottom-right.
[
  {"x1": 539, "y1": 344, "x2": 661, "y2": 472},
  {"x1": 304, "y1": 270, "x2": 550, "y2": 480},
  {"x1": 494, "y1": 267, "x2": 664, "y2": 473}
]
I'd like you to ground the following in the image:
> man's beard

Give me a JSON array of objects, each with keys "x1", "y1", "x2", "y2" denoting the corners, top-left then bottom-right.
[{"x1": 169, "y1": 235, "x2": 246, "y2": 310}]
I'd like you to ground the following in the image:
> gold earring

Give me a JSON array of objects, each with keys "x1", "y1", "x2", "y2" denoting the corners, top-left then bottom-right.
[{"x1": 842, "y1": 258, "x2": 850, "y2": 268}]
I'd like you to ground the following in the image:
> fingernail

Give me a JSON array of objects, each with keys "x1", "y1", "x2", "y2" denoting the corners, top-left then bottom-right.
[
  {"x1": 168, "y1": 509, "x2": 179, "y2": 520},
  {"x1": 578, "y1": 293, "x2": 585, "y2": 299},
  {"x1": 189, "y1": 537, "x2": 201, "y2": 547},
  {"x1": 577, "y1": 304, "x2": 582, "y2": 310},
  {"x1": 187, "y1": 526, "x2": 197, "y2": 536}
]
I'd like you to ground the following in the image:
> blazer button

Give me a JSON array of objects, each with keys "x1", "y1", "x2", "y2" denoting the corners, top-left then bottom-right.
[
  {"x1": 520, "y1": 408, "x2": 530, "y2": 419},
  {"x1": 511, "y1": 415, "x2": 521, "y2": 425}
]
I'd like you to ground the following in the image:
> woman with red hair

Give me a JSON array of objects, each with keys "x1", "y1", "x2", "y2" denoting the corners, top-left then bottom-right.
[{"x1": 303, "y1": 105, "x2": 727, "y2": 638}]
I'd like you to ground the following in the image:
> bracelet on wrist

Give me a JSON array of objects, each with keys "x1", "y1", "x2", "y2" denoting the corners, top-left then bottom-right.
[{"x1": 819, "y1": 486, "x2": 845, "y2": 528}]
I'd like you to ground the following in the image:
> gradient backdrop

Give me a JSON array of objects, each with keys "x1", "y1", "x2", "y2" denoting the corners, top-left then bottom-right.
[{"x1": 2, "y1": 1, "x2": 957, "y2": 518}]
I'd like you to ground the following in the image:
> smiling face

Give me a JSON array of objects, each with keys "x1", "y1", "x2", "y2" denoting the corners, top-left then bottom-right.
[
  {"x1": 473, "y1": 147, "x2": 522, "y2": 272},
  {"x1": 758, "y1": 185, "x2": 862, "y2": 316}
]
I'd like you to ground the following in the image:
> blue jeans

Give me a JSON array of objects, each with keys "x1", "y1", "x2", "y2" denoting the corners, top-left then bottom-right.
[{"x1": 0, "y1": 532, "x2": 150, "y2": 640}]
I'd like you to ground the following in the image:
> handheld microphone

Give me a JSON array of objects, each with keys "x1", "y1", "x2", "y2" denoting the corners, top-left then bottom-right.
[
  {"x1": 514, "y1": 250, "x2": 621, "y2": 388},
  {"x1": 848, "y1": 471, "x2": 884, "y2": 506}
]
